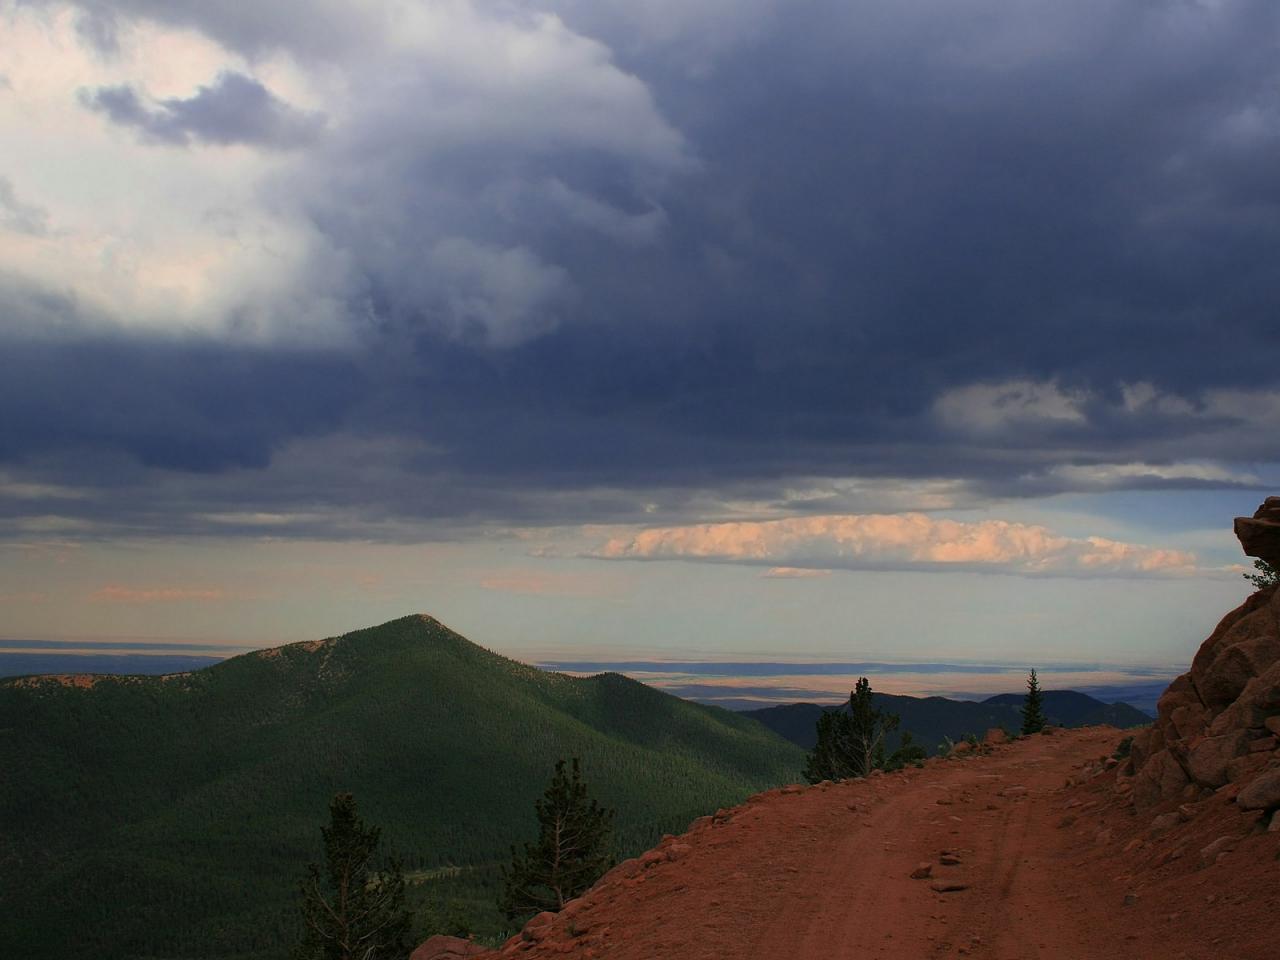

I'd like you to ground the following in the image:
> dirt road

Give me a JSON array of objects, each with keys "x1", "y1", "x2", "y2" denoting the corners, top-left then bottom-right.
[
  {"x1": 752, "y1": 728, "x2": 1129, "y2": 959},
  {"x1": 486, "y1": 727, "x2": 1279, "y2": 960}
]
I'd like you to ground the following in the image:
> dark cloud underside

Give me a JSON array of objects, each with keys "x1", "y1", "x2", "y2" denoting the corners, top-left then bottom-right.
[{"x1": 5, "y1": 1, "x2": 1280, "y2": 536}]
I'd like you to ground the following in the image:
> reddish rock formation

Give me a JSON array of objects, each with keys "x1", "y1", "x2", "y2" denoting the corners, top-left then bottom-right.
[
  {"x1": 1234, "y1": 496, "x2": 1280, "y2": 566},
  {"x1": 1124, "y1": 499, "x2": 1280, "y2": 817},
  {"x1": 410, "y1": 934, "x2": 488, "y2": 960}
]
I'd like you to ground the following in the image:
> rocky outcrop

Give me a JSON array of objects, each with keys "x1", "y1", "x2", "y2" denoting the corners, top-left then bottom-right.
[
  {"x1": 410, "y1": 935, "x2": 488, "y2": 960},
  {"x1": 1123, "y1": 499, "x2": 1280, "y2": 816},
  {"x1": 1233, "y1": 496, "x2": 1280, "y2": 566}
]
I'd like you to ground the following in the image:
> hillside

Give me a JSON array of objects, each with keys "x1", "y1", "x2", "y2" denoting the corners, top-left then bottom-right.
[
  {"x1": 0, "y1": 615, "x2": 803, "y2": 960},
  {"x1": 743, "y1": 689, "x2": 1149, "y2": 750}
]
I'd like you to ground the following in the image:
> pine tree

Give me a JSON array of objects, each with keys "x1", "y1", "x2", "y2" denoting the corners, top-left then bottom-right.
[
  {"x1": 803, "y1": 677, "x2": 900, "y2": 782},
  {"x1": 1021, "y1": 669, "x2": 1047, "y2": 735},
  {"x1": 847, "y1": 676, "x2": 899, "y2": 777},
  {"x1": 501, "y1": 758, "x2": 615, "y2": 923},
  {"x1": 1244, "y1": 559, "x2": 1279, "y2": 590},
  {"x1": 803, "y1": 710, "x2": 851, "y2": 783},
  {"x1": 294, "y1": 793, "x2": 411, "y2": 960}
]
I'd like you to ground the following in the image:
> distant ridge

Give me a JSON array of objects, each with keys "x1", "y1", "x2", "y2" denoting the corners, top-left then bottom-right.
[
  {"x1": 0, "y1": 614, "x2": 803, "y2": 959},
  {"x1": 980, "y1": 690, "x2": 1152, "y2": 728},
  {"x1": 0, "y1": 652, "x2": 223, "y2": 679},
  {"x1": 743, "y1": 689, "x2": 1150, "y2": 751}
]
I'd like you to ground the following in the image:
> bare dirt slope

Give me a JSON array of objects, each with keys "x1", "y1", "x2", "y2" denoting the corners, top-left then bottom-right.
[{"x1": 486, "y1": 727, "x2": 1279, "y2": 960}]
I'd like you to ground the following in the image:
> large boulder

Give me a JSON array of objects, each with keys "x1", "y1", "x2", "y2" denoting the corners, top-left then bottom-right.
[
  {"x1": 1207, "y1": 660, "x2": 1280, "y2": 734},
  {"x1": 1132, "y1": 750, "x2": 1189, "y2": 811},
  {"x1": 1189, "y1": 589, "x2": 1280, "y2": 711},
  {"x1": 1156, "y1": 675, "x2": 1208, "y2": 742},
  {"x1": 1236, "y1": 767, "x2": 1280, "y2": 811},
  {"x1": 1127, "y1": 725, "x2": 1164, "y2": 771},
  {"x1": 410, "y1": 935, "x2": 488, "y2": 960},
  {"x1": 1126, "y1": 500, "x2": 1280, "y2": 809},
  {"x1": 1234, "y1": 497, "x2": 1280, "y2": 566},
  {"x1": 1184, "y1": 731, "x2": 1252, "y2": 788}
]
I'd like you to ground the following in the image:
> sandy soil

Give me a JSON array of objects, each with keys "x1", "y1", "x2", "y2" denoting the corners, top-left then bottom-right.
[{"x1": 490, "y1": 727, "x2": 1280, "y2": 960}]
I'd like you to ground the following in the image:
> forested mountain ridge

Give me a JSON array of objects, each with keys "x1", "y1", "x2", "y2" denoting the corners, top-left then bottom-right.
[
  {"x1": 743, "y1": 689, "x2": 1150, "y2": 751},
  {"x1": 980, "y1": 690, "x2": 1151, "y2": 728},
  {"x1": 0, "y1": 615, "x2": 804, "y2": 960}
]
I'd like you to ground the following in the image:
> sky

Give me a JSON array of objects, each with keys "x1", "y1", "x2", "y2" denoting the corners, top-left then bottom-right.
[{"x1": 1, "y1": 1, "x2": 1278, "y2": 700}]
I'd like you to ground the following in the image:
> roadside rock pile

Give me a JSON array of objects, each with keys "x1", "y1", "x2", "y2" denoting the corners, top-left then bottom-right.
[{"x1": 1123, "y1": 498, "x2": 1280, "y2": 822}]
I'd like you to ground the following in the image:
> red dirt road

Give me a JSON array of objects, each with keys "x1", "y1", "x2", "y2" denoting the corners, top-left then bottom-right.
[{"x1": 490, "y1": 728, "x2": 1280, "y2": 960}]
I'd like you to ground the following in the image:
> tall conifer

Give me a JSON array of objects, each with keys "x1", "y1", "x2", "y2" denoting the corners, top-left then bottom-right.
[
  {"x1": 501, "y1": 759, "x2": 615, "y2": 922},
  {"x1": 1021, "y1": 669, "x2": 1047, "y2": 735},
  {"x1": 295, "y1": 793, "x2": 411, "y2": 960},
  {"x1": 803, "y1": 677, "x2": 900, "y2": 782},
  {"x1": 847, "y1": 676, "x2": 899, "y2": 776}
]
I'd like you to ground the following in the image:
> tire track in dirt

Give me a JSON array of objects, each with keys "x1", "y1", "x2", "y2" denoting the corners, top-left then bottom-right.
[{"x1": 750, "y1": 780, "x2": 921, "y2": 958}]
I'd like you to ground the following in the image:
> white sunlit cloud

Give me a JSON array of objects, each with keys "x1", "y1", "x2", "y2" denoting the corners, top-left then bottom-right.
[
  {"x1": 591, "y1": 513, "x2": 1204, "y2": 579},
  {"x1": 0, "y1": 7, "x2": 334, "y2": 341},
  {"x1": 0, "y1": 1, "x2": 690, "y2": 347}
]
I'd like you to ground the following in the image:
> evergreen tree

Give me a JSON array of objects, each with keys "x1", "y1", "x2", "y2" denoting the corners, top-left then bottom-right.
[
  {"x1": 501, "y1": 759, "x2": 615, "y2": 923},
  {"x1": 803, "y1": 677, "x2": 900, "y2": 782},
  {"x1": 885, "y1": 731, "x2": 927, "y2": 771},
  {"x1": 803, "y1": 710, "x2": 851, "y2": 783},
  {"x1": 847, "y1": 676, "x2": 900, "y2": 777},
  {"x1": 1021, "y1": 669, "x2": 1047, "y2": 735},
  {"x1": 1244, "y1": 559, "x2": 1279, "y2": 590},
  {"x1": 294, "y1": 793, "x2": 411, "y2": 960}
]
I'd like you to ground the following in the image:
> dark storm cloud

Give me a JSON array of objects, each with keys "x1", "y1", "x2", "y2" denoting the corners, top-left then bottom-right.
[
  {"x1": 0, "y1": 326, "x2": 361, "y2": 473},
  {"x1": 6, "y1": 1, "x2": 1280, "y2": 537},
  {"x1": 81, "y1": 72, "x2": 324, "y2": 149}
]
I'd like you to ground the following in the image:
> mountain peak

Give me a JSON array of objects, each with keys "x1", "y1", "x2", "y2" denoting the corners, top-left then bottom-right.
[{"x1": 247, "y1": 613, "x2": 461, "y2": 660}]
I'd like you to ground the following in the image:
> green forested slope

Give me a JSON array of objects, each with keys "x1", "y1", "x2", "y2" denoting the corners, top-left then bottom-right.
[{"x1": 0, "y1": 615, "x2": 803, "y2": 959}]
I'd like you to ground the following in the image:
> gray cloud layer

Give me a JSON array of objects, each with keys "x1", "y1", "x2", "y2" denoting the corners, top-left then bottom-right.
[
  {"x1": 4, "y1": 1, "x2": 1280, "y2": 539},
  {"x1": 81, "y1": 71, "x2": 324, "y2": 149}
]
